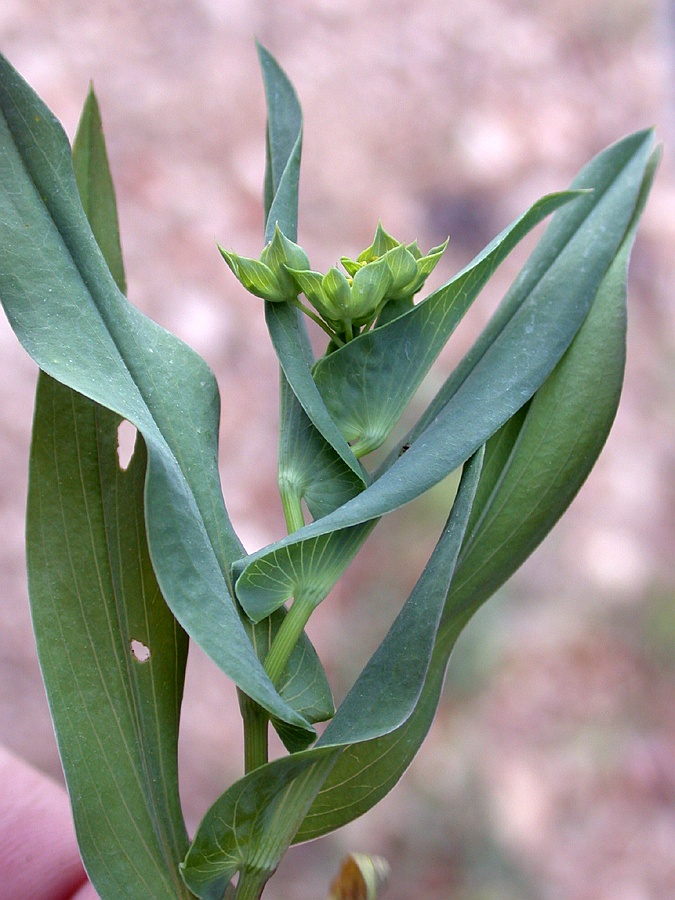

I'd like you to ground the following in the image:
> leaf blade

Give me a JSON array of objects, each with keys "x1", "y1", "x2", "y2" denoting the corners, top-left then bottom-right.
[
  {"x1": 294, "y1": 144, "x2": 660, "y2": 842},
  {"x1": 182, "y1": 451, "x2": 484, "y2": 895},
  {"x1": 0, "y1": 52, "x2": 309, "y2": 735},
  {"x1": 445, "y1": 143, "x2": 662, "y2": 623},
  {"x1": 234, "y1": 128, "x2": 656, "y2": 610},
  {"x1": 28, "y1": 376, "x2": 192, "y2": 897}
]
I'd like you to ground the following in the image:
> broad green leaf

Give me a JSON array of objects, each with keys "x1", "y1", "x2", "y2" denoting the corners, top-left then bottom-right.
[
  {"x1": 294, "y1": 145, "x2": 660, "y2": 842},
  {"x1": 0, "y1": 52, "x2": 310, "y2": 737},
  {"x1": 235, "y1": 519, "x2": 377, "y2": 623},
  {"x1": 28, "y1": 376, "x2": 192, "y2": 897},
  {"x1": 313, "y1": 191, "x2": 581, "y2": 458},
  {"x1": 25, "y1": 85, "x2": 192, "y2": 899},
  {"x1": 266, "y1": 303, "x2": 366, "y2": 482},
  {"x1": 315, "y1": 449, "x2": 482, "y2": 747},
  {"x1": 232, "y1": 46, "x2": 369, "y2": 622},
  {"x1": 295, "y1": 607, "x2": 469, "y2": 843},
  {"x1": 234, "y1": 129, "x2": 655, "y2": 615},
  {"x1": 182, "y1": 452, "x2": 483, "y2": 896},
  {"x1": 445, "y1": 143, "x2": 662, "y2": 623}
]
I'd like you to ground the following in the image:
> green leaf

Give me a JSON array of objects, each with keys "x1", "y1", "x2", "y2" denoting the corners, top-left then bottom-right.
[
  {"x1": 257, "y1": 41, "x2": 302, "y2": 243},
  {"x1": 445, "y1": 142, "x2": 662, "y2": 624},
  {"x1": 182, "y1": 452, "x2": 483, "y2": 896},
  {"x1": 313, "y1": 191, "x2": 581, "y2": 457},
  {"x1": 294, "y1": 144, "x2": 660, "y2": 842},
  {"x1": 181, "y1": 748, "x2": 340, "y2": 899},
  {"x1": 72, "y1": 84, "x2": 126, "y2": 294},
  {"x1": 271, "y1": 352, "x2": 369, "y2": 626},
  {"x1": 0, "y1": 52, "x2": 310, "y2": 737},
  {"x1": 25, "y1": 85, "x2": 192, "y2": 899},
  {"x1": 294, "y1": 622, "x2": 453, "y2": 844},
  {"x1": 234, "y1": 129, "x2": 656, "y2": 611},
  {"x1": 28, "y1": 376, "x2": 192, "y2": 897},
  {"x1": 316, "y1": 450, "x2": 482, "y2": 747},
  {"x1": 266, "y1": 301, "x2": 366, "y2": 483},
  {"x1": 235, "y1": 519, "x2": 377, "y2": 622}
]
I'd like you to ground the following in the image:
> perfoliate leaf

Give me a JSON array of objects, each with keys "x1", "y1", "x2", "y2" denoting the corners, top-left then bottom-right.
[
  {"x1": 181, "y1": 748, "x2": 341, "y2": 899},
  {"x1": 183, "y1": 451, "x2": 484, "y2": 896},
  {"x1": 235, "y1": 520, "x2": 377, "y2": 622},
  {"x1": 278, "y1": 371, "x2": 365, "y2": 523},
  {"x1": 256, "y1": 43, "x2": 366, "y2": 491}
]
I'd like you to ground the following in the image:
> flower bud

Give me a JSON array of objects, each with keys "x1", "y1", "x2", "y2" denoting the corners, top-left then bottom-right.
[
  {"x1": 322, "y1": 266, "x2": 353, "y2": 319},
  {"x1": 379, "y1": 244, "x2": 418, "y2": 301},
  {"x1": 219, "y1": 223, "x2": 310, "y2": 304},
  {"x1": 400, "y1": 237, "x2": 448, "y2": 297},
  {"x1": 285, "y1": 267, "x2": 338, "y2": 324},
  {"x1": 357, "y1": 221, "x2": 400, "y2": 263},
  {"x1": 260, "y1": 225, "x2": 310, "y2": 298},
  {"x1": 342, "y1": 223, "x2": 448, "y2": 308},
  {"x1": 348, "y1": 255, "x2": 392, "y2": 323}
]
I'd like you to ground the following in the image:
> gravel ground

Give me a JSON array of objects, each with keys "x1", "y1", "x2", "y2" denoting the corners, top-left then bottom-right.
[{"x1": 0, "y1": 1, "x2": 674, "y2": 897}]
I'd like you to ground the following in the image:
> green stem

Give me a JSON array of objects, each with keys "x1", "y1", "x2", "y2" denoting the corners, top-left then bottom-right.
[
  {"x1": 279, "y1": 484, "x2": 305, "y2": 534},
  {"x1": 291, "y1": 299, "x2": 344, "y2": 346},
  {"x1": 238, "y1": 691, "x2": 269, "y2": 773},
  {"x1": 232, "y1": 867, "x2": 270, "y2": 900},
  {"x1": 264, "y1": 592, "x2": 316, "y2": 686}
]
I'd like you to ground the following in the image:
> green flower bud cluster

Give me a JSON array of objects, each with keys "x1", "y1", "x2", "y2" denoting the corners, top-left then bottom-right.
[{"x1": 220, "y1": 222, "x2": 447, "y2": 347}]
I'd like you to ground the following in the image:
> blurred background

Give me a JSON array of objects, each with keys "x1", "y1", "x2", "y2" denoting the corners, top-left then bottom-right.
[{"x1": 0, "y1": 1, "x2": 674, "y2": 897}]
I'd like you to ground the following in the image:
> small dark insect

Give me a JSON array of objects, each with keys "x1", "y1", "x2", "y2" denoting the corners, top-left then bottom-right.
[{"x1": 398, "y1": 442, "x2": 410, "y2": 456}]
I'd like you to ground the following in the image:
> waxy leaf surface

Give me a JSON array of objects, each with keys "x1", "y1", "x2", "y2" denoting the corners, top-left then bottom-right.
[
  {"x1": 235, "y1": 128, "x2": 655, "y2": 617},
  {"x1": 295, "y1": 145, "x2": 659, "y2": 841},
  {"x1": 24, "y1": 88, "x2": 192, "y2": 897},
  {"x1": 182, "y1": 451, "x2": 484, "y2": 896},
  {"x1": 242, "y1": 45, "x2": 371, "y2": 623},
  {"x1": 28, "y1": 379, "x2": 193, "y2": 897},
  {"x1": 0, "y1": 52, "x2": 309, "y2": 736}
]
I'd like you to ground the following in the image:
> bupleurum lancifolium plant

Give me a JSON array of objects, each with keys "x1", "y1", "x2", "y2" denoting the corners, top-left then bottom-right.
[{"x1": 0, "y1": 43, "x2": 659, "y2": 899}]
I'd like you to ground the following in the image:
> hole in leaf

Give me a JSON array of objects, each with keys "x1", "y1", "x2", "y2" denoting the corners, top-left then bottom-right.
[
  {"x1": 130, "y1": 639, "x2": 150, "y2": 663},
  {"x1": 117, "y1": 420, "x2": 137, "y2": 470}
]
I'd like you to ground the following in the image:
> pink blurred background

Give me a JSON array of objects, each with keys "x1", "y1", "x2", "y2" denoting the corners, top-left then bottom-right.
[{"x1": 1, "y1": 1, "x2": 674, "y2": 896}]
